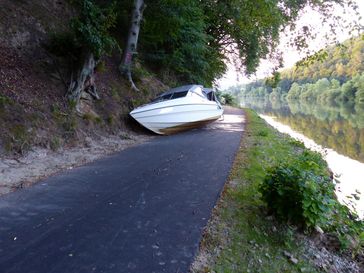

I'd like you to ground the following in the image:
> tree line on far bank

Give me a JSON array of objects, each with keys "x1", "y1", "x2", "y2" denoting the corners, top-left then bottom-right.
[{"x1": 231, "y1": 36, "x2": 364, "y2": 106}]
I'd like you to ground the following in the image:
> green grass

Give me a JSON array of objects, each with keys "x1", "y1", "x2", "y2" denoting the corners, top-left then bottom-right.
[
  {"x1": 195, "y1": 108, "x2": 364, "y2": 272},
  {"x1": 49, "y1": 136, "x2": 62, "y2": 151},
  {"x1": 4, "y1": 123, "x2": 33, "y2": 155},
  {"x1": 195, "y1": 109, "x2": 321, "y2": 273}
]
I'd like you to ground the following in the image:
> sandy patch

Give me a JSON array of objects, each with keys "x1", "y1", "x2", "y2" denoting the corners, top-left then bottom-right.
[{"x1": 0, "y1": 132, "x2": 152, "y2": 196}]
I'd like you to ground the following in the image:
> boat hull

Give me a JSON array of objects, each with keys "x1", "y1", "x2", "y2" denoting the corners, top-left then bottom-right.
[
  {"x1": 158, "y1": 116, "x2": 220, "y2": 134},
  {"x1": 130, "y1": 101, "x2": 223, "y2": 134}
]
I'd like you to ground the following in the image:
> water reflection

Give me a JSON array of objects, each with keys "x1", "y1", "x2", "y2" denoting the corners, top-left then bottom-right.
[
  {"x1": 241, "y1": 98, "x2": 364, "y2": 163},
  {"x1": 261, "y1": 115, "x2": 364, "y2": 218},
  {"x1": 240, "y1": 98, "x2": 364, "y2": 217}
]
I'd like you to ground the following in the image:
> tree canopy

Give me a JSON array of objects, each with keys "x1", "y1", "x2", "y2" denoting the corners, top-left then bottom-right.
[
  {"x1": 141, "y1": 0, "x2": 361, "y2": 85},
  {"x1": 62, "y1": 0, "x2": 362, "y2": 87}
]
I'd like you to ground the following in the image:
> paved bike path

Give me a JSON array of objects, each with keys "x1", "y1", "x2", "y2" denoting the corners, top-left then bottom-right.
[{"x1": 0, "y1": 107, "x2": 244, "y2": 273}]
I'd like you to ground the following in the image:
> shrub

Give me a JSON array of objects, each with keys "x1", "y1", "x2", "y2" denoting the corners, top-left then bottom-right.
[
  {"x1": 132, "y1": 62, "x2": 152, "y2": 82},
  {"x1": 216, "y1": 92, "x2": 236, "y2": 106},
  {"x1": 46, "y1": 31, "x2": 81, "y2": 61},
  {"x1": 259, "y1": 151, "x2": 336, "y2": 229},
  {"x1": 62, "y1": 116, "x2": 77, "y2": 136},
  {"x1": 106, "y1": 115, "x2": 114, "y2": 125},
  {"x1": 5, "y1": 124, "x2": 32, "y2": 154},
  {"x1": 46, "y1": 0, "x2": 118, "y2": 65},
  {"x1": 50, "y1": 137, "x2": 62, "y2": 151},
  {"x1": 71, "y1": 0, "x2": 118, "y2": 59}
]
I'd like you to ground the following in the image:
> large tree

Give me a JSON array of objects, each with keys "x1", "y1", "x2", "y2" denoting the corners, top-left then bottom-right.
[
  {"x1": 120, "y1": 0, "x2": 145, "y2": 91},
  {"x1": 140, "y1": 0, "x2": 220, "y2": 85},
  {"x1": 139, "y1": 0, "x2": 361, "y2": 85},
  {"x1": 62, "y1": 0, "x2": 361, "y2": 106},
  {"x1": 66, "y1": 0, "x2": 118, "y2": 110}
]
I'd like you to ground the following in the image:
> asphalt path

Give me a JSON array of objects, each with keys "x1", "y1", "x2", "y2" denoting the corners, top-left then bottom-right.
[{"x1": 0, "y1": 107, "x2": 244, "y2": 273}]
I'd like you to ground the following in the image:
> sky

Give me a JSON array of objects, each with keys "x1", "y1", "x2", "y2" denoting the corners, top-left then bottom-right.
[{"x1": 216, "y1": 0, "x2": 364, "y2": 90}]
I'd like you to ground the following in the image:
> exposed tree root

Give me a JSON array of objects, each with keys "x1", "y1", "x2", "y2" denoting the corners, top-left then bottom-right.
[{"x1": 67, "y1": 53, "x2": 100, "y2": 111}]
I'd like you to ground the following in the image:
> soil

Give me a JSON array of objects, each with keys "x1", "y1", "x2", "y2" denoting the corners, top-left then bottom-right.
[
  {"x1": 303, "y1": 234, "x2": 361, "y2": 273},
  {"x1": 0, "y1": 0, "x2": 167, "y2": 196},
  {"x1": 0, "y1": 131, "x2": 153, "y2": 196},
  {"x1": 190, "y1": 178, "x2": 363, "y2": 273}
]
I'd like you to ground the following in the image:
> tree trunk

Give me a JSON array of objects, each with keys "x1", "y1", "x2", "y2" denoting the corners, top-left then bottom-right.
[
  {"x1": 120, "y1": 0, "x2": 145, "y2": 91},
  {"x1": 67, "y1": 52, "x2": 100, "y2": 111}
]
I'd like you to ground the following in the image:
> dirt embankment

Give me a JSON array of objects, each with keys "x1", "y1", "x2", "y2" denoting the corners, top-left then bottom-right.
[{"x1": 0, "y1": 0, "x2": 166, "y2": 194}]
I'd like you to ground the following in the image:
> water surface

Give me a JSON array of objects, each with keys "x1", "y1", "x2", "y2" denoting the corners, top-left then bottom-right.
[{"x1": 240, "y1": 98, "x2": 364, "y2": 217}]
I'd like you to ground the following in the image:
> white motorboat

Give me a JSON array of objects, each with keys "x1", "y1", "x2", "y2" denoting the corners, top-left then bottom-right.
[{"x1": 130, "y1": 85, "x2": 224, "y2": 134}]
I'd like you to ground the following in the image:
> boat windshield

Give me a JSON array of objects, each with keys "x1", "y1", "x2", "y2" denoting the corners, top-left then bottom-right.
[
  {"x1": 190, "y1": 87, "x2": 207, "y2": 99},
  {"x1": 203, "y1": 88, "x2": 222, "y2": 108},
  {"x1": 152, "y1": 90, "x2": 189, "y2": 102}
]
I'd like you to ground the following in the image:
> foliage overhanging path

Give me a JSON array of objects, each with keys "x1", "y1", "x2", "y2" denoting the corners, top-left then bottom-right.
[{"x1": 49, "y1": 0, "x2": 362, "y2": 109}]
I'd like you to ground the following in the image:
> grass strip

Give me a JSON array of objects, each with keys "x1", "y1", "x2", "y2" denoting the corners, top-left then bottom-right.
[{"x1": 192, "y1": 109, "x2": 332, "y2": 273}]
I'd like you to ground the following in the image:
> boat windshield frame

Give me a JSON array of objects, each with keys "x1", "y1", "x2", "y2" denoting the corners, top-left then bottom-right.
[
  {"x1": 151, "y1": 85, "x2": 222, "y2": 104},
  {"x1": 151, "y1": 90, "x2": 189, "y2": 103},
  {"x1": 190, "y1": 87, "x2": 207, "y2": 99}
]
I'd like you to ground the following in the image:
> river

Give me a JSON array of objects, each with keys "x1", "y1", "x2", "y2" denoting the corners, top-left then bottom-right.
[{"x1": 240, "y1": 98, "x2": 364, "y2": 218}]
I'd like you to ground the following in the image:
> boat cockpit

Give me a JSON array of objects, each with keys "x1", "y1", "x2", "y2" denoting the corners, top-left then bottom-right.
[{"x1": 152, "y1": 85, "x2": 221, "y2": 105}]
